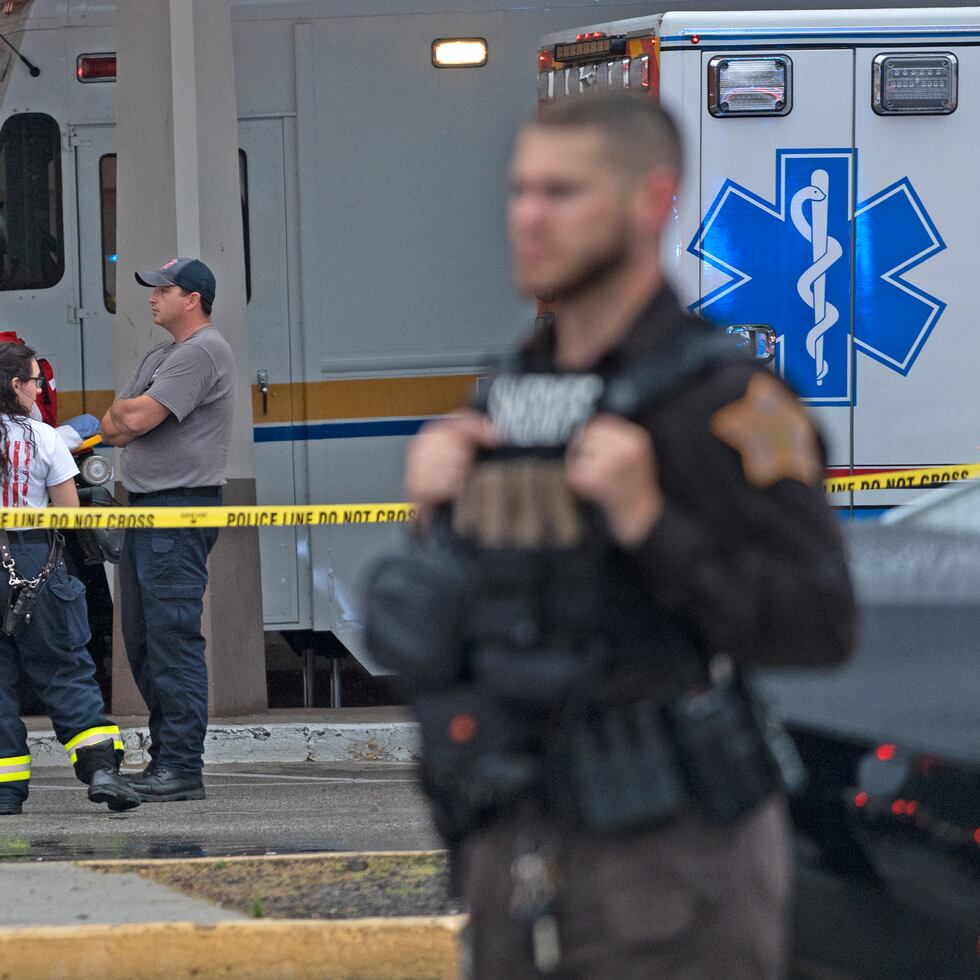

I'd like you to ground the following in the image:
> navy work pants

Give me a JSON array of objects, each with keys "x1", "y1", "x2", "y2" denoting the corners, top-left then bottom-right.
[
  {"x1": 120, "y1": 490, "x2": 221, "y2": 777},
  {"x1": 0, "y1": 537, "x2": 110, "y2": 804}
]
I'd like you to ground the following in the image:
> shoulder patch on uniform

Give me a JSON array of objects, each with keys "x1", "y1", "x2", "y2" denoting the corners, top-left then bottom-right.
[{"x1": 710, "y1": 374, "x2": 821, "y2": 488}]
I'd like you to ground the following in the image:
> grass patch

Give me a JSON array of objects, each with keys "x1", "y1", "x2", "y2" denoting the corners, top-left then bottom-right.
[{"x1": 87, "y1": 852, "x2": 459, "y2": 920}]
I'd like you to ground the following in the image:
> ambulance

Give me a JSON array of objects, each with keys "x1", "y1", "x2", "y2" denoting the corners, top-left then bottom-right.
[
  {"x1": 0, "y1": 0, "x2": 646, "y2": 682},
  {"x1": 538, "y1": 8, "x2": 978, "y2": 518}
]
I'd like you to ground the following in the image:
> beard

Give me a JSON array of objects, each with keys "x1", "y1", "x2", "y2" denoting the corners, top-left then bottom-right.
[{"x1": 516, "y1": 225, "x2": 631, "y2": 303}]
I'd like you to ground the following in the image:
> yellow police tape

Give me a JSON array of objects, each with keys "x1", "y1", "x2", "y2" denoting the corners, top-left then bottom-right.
[
  {"x1": 0, "y1": 464, "x2": 978, "y2": 530},
  {"x1": 822, "y1": 462, "x2": 980, "y2": 494},
  {"x1": 0, "y1": 504, "x2": 418, "y2": 530}
]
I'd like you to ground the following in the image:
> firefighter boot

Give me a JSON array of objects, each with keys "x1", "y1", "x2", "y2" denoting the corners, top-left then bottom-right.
[{"x1": 73, "y1": 742, "x2": 141, "y2": 812}]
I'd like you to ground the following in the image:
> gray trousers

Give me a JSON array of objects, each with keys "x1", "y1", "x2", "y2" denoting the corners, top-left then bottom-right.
[{"x1": 460, "y1": 796, "x2": 791, "y2": 980}]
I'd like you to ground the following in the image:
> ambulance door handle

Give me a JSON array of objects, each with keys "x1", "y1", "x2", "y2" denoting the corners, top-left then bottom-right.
[{"x1": 257, "y1": 370, "x2": 269, "y2": 415}]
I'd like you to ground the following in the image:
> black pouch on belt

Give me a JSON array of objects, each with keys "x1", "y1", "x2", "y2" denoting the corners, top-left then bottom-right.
[
  {"x1": 558, "y1": 697, "x2": 686, "y2": 834},
  {"x1": 2, "y1": 581, "x2": 44, "y2": 636},
  {"x1": 0, "y1": 531, "x2": 63, "y2": 636},
  {"x1": 666, "y1": 656, "x2": 800, "y2": 824}
]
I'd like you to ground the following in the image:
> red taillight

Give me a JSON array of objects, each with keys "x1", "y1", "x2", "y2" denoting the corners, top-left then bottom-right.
[
  {"x1": 854, "y1": 792, "x2": 869, "y2": 808},
  {"x1": 690, "y1": 34, "x2": 701, "y2": 45},
  {"x1": 77, "y1": 54, "x2": 117, "y2": 82},
  {"x1": 876, "y1": 743, "x2": 897, "y2": 761},
  {"x1": 538, "y1": 48, "x2": 554, "y2": 72},
  {"x1": 575, "y1": 31, "x2": 607, "y2": 41}
]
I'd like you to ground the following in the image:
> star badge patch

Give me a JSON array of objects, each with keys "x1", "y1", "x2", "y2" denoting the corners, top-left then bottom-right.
[{"x1": 710, "y1": 374, "x2": 821, "y2": 488}]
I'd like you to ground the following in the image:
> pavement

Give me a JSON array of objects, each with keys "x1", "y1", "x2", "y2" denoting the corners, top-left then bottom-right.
[
  {"x1": 4, "y1": 713, "x2": 454, "y2": 979},
  {"x1": 3, "y1": 761, "x2": 438, "y2": 862}
]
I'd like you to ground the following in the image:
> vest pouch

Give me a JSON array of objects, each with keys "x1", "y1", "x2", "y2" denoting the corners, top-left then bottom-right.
[
  {"x1": 666, "y1": 668, "x2": 785, "y2": 825},
  {"x1": 415, "y1": 687, "x2": 543, "y2": 843},
  {"x1": 558, "y1": 698, "x2": 685, "y2": 834},
  {"x1": 364, "y1": 534, "x2": 471, "y2": 691}
]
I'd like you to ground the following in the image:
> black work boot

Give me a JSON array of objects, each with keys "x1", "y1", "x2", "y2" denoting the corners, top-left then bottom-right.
[
  {"x1": 74, "y1": 742, "x2": 141, "y2": 812},
  {"x1": 128, "y1": 767, "x2": 205, "y2": 803},
  {"x1": 0, "y1": 799, "x2": 23, "y2": 816}
]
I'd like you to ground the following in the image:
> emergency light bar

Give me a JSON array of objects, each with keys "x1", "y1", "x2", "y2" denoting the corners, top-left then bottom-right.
[
  {"x1": 431, "y1": 38, "x2": 487, "y2": 68},
  {"x1": 77, "y1": 53, "x2": 116, "y2": 82},
  {"x1": 554, "y1": 35, "x2": 627, "y2": 64},
  {"x1": 708, "y1": 56, "x2": 791, "y2": 117}
]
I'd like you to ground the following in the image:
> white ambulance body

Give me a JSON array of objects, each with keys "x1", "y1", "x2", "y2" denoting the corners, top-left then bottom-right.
[
  {"x1": 540, "y1": 9, "x2": 979, "y2": 516},
  {"x1": 0, "y1": 0, "x2": 647, "y2": 672}
]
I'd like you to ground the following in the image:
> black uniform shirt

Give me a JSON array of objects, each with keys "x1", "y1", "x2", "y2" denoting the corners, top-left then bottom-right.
[{"x1": 514, "y1": 286, "x2": 856, "y2": 673}]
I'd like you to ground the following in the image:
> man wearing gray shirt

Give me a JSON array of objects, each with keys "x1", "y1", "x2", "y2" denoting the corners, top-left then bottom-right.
[{"x1": 101, "y1": 257, "x2": 235, "y2": 802}]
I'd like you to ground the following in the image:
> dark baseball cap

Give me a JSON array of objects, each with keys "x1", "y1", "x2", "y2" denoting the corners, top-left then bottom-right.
[{"x1": 135, "y1": 257, "x2": 216, "y2": 305}]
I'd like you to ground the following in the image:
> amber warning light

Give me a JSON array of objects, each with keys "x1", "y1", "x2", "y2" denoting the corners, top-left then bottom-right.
[
  {"x1": 432, "y1": 38, "x2": 488, "y2": 68},
  {"x1": 77, "y1": 54, "x2": 117, "y2": 82}
]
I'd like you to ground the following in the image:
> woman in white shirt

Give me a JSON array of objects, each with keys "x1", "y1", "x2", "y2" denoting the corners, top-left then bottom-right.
[{"x1": 0, "y1": 342, "x2": 139, "y2": 815}]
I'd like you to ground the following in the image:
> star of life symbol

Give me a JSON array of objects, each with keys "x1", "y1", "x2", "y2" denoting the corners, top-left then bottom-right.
[{"x1": 689, "y1": 150, "x2": 946, "y2": 404}]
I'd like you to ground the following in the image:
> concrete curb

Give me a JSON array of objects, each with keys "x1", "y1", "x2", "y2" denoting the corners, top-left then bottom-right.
[
  {"x1": 27, "y1": 721, "x2": 421, "y2": 768},
  {"x1": 77, "y1": 848, "x2": 444, "y2": 868},
  {"x1": 0, "y1": 916, "x2": 464, "y2": 980}
]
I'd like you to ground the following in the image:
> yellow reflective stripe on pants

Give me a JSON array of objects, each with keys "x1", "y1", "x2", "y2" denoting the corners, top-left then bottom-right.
[
  {"x1": 0, "y1": 755, "x2": 30, "y2": 782},
  {"x1": 64, "y1": 725, "x2": 122, "y2": 765}
]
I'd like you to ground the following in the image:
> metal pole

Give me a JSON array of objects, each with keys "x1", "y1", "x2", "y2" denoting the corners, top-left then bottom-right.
[{"x1": 302, "y1": 650, "x2": 316, "y2": 708}]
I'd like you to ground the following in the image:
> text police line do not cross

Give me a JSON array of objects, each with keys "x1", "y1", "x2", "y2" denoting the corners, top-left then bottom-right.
[
  {"x1": 0, "y1": 504, "x2": 419, "y2": 530},
  {"x1": 3, "y1": 463, "x2": 980, "y2": 529}
]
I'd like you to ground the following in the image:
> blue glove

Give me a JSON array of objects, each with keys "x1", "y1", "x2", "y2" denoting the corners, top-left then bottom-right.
[{"x1": 63, "y1": 413, "x2": 101, "y2": 439}]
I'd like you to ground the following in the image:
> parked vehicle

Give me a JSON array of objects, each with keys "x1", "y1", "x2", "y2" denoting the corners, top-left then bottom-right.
[
  {"x1": 0, "y1": 0, "x2": 645, "y2": 680},
  {"x1": 764, "y1": 488, "x2": 980, "y2": 979}
]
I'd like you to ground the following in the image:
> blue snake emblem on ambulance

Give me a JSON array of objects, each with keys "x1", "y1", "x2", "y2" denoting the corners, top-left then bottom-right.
[{"x1": 689, "y1": 150, "x2": 946, "y2": 405}]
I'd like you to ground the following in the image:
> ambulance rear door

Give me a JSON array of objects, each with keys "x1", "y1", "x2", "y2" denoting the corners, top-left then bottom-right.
[
  {"x1": 692, "y1": 46, "x2": 855, "y2": 473},
  {"x1": 852, "y1": 45, "x2": 972, "y2": 492}
]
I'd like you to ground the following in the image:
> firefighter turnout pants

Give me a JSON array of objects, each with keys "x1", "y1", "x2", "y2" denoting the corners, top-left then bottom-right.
[{"x1": 0, "y1": 536, "x2": 121, "y2": 805}]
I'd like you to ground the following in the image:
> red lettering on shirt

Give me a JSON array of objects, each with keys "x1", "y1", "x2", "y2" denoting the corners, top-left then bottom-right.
[
  {"x1": 21, "y1": 439, "x2": 30, "y2": 505},
  {"x1": 11, "y1": 441, "x2": 20, "y2": 506}
]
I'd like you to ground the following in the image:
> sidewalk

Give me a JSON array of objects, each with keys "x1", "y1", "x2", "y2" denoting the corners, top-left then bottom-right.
[
  {"x1": 0, "y1": 856, "x2": 461, "y2": 979},
  {"x1": 25, "y1": 706, "x2": 420, "y2": 768},
  {"x1": 0, "y1": 861, "x2": 245, "y2": 927}
]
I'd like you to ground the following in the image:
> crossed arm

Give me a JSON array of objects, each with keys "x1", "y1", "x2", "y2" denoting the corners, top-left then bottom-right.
[{"x1": 99, "y1": 395, "x2": 171, "y2": 447}]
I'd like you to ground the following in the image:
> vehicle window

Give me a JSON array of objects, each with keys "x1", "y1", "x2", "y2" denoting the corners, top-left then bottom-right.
[
  {"x1": 99, "y1": 155, "x2": 116, "y2": 312},
  {"x1": 0, "y1": 113, "x2": 64, "y2": 291},
  {"x1": 240, "y1": 149, "x2": 251, "y2": 302},
  {"x1": 99, "y1": 149, "x2": 251, "y2": 312}
]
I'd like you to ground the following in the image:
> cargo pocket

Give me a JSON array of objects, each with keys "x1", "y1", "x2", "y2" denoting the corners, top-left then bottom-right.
[
  {"x1": 147, "y1": 530, "x2": 183, "y2": 581},
  {"x1": 47, "y1": 570, "x2": 92, "y2": 649}
]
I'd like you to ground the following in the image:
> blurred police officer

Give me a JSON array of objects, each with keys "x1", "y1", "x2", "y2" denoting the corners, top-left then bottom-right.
[
  {"x1": 101, "y1": 258, "x2": 235, "y2": 803},
  {"x1": 403, "y1": 95, "x2": 856, "y2": 978}
]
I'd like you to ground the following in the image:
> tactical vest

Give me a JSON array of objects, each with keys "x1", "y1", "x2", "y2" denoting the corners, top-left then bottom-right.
[{"x1": 367, "y1": 331, "x2": 797, "y2": 842}]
